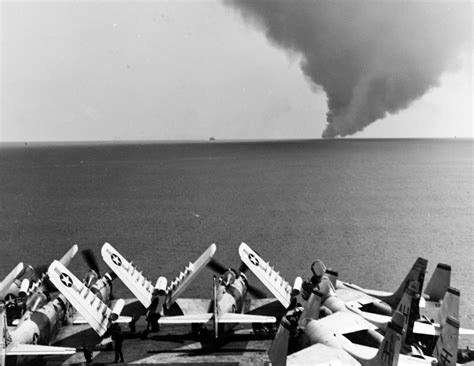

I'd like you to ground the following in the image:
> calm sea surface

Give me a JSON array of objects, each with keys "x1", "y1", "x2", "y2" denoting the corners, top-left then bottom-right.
[{"x1": 0, "y1": 139, "x2": 472, "y2": 327}]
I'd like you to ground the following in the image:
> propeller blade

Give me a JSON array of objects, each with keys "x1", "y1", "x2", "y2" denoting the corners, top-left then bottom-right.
[
  {"x1": 247, "y1": 284, "x2": 267, "y2": 299},
  {"x1": 238, "y1": 261, "x2": 248, "y2": 275},
  {"x1": 81, "y1": 249, "x2": 101, "y2": 274},
  {"x1": 207, "y1": 259, "x2": 227, "y2": 275}
]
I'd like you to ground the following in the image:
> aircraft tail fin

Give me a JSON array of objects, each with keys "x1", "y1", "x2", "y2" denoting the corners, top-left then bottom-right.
[
  {"x1": 362, "y1": 311, "x2": 403, "y2": 366},
  {"x1": 396, "y1": 281, "x2": 420, "y2": 353},
  {"x1": 0, "y1": 262, "x2": 24, "y2": 299},
  {"x1": 424, "y1": 263, "x2": 451, "y2": 301},
  {"x1": 48, "y1": 260, "x2": 126, "y2": 337},
  {"x1": 373, "y1": 257, "x2": 427, "y2": 310},
  {"x1": 166, "y1": 244, "x2": 217, "y2": 308},
  {"x1": 433, "y1": 316, "x2": 459, "y2": 366},
  {"x1": 268, "y1": 315, "x2": 290, "y2": 366},
  {"x1": 435, "y1": 287, "x2": 460, "y2": 327},
  {"x1": 238, "y1": 242, "x2": 292, "y2": 308}
]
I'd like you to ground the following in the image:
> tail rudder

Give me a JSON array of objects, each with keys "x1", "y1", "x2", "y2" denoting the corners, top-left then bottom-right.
[
  {"x1": 375, "y1": 257, "x2": 427, "y2": 310},
  {"x1": 396, "y1": 281, "x2": 420, "y2": 353},
  {"x1": 433, "y1": 316, "x2": 459, "y2": 366},
  {"x1": 268, "y1": 316, "x2": 290, "y2": 366},
  {"x1": 424, "y1": 263, "x2": 451, "y2": 301},
  {"x1": 363, "y1": 311, "x2": 403, "y2": 366},
  {"x1": 435, "y1": 287, "x2": 460, "y2": 327}
]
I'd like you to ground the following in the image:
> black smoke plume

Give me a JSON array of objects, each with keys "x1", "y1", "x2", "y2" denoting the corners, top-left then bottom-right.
[{"x1": 224, "y1": 0, "x2": 471, "y2": 138}]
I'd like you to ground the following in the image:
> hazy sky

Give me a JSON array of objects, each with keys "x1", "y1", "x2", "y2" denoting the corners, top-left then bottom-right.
[{"x1": 1, "y1": 1, "x2": 472, "y2": 141}]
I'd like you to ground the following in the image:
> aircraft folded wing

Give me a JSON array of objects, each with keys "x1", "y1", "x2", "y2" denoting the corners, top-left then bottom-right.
[
  {"x1": 48, "y1": 260, "x2": 113, "y2": 337},
  {"x1": 101, "y1": 242, "x2": 153, "y2": 308},
  {"x1": 317, "y1": 311, "x2": 378, "y2": 334},
  {"x1": 166, "y1": 244, "x2": 217, "y2": 308},
  {"x1": 58, "y1": 244, "x2": 79, "y2": 267},
  {"x1": 7, "y1": 344, "x2": 76, "y2": 356},
  {"x1": 158, "y1": 313, "x2": 214, "y2": 324},
  {"x1": 0, "y1": 262, "x2": 24, "y2": 298},
  {"x1": 287, "y1": 343, "x2": 359, "y2": 365},
  {"x1": 218, "y1": 313, "x2": 276, "y2": 324},
  {"x1": 238, "y1": 242, "x2": 292, "y2": 308}
]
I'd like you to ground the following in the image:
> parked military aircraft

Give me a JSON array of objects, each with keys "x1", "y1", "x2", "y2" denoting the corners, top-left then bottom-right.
[
  {"x1": 47, "y1": 259, "x2": 131, "y2": 362},
  {"x1": 1, "y1": 299, "x2": 76, "y2": 366},
  {"x1": 3, "y1": 245, "x2": 79, "y2": 324},
  {"x1": 270, "y1": 282, "x2": 460, "y2": 365},
  {"x1": 101, "y1": 242, "x2": 217, "y2": 318},
  {"x1": 157, "y1": 268, "x2": 277, "y2": 344},
  {"x1": 240, "y1": 242, "x2": 472, "y2": 358}
]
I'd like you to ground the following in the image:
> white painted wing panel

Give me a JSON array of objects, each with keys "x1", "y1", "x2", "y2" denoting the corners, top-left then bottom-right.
[
  {"x1": 0, "y1": 262, "x2": 24, "y2": 299},
  {"x1": 287, "y1": 343, "x2": 359, "y2": 365},
  {"x1": 8, "y1": 344, "x2": 76, "y2": 355},
  {"x1": 101, "y1": 242, "x2": 153, "y2": 308},
  {"x1": 317, "y1": 311, "x2": 378, "y2": 334},
  {"x1": 166, "y1": 244, "x2": 217, "y2": 307},
  {"x1": 48, "y1": 260, "x2": 111, "y2": 337},
  {"x1": 158, "y1": 313, "x2": 213, "y2": 324},
  {"x1": 218, "y1": 313, "x2": 276, "y2": 324},
  {"x1": 238, "y1": 242, "x2": 292, "y2": 308}
]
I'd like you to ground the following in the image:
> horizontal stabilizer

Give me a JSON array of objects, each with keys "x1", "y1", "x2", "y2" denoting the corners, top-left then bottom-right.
[
  {"x1": 218, "y1": 313, "x2": 276, "y2": 324},
  {"x1": 239, "y1": 243, "x2": 292, "y2": 308},
  {"x1": 102, "y1": 242, "x2": 154, "y2": 308},
  {"x1": 7, "y1": 344, "x2": 76, "y2": 356},
  {"x1": 159, "y1": 313, "x2": 213, "y2": 324},
  {"x1": 48, "y1": 260, "x2": 114, "y2": 337},
  {"x1": 73, "y1": 315, "x2": 131, "y2": 325}
]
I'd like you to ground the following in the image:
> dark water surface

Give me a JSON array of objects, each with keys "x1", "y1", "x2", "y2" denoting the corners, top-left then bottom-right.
[{"x1": 1, "y1": 139, "x2": 472, "y2": 326}]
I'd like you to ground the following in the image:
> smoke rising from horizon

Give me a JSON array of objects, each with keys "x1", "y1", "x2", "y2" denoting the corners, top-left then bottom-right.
[{"x1": 224, "y1": 1, "x2": 471, "y2": 138}]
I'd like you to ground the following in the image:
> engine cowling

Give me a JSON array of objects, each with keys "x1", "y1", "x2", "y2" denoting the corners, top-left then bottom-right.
[{"x1": 154, "y1": 276, "x2": 167, "y2": 296}]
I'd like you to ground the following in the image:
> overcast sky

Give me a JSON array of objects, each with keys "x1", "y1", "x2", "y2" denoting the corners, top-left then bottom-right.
[{"x1": 1, "y1": 1, "x2": 472, "y2": 141}]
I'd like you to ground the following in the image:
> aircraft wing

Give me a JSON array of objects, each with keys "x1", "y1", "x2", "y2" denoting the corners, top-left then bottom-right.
[
  {"x1": 48, "y1": 260, "x2": 113, "y2": 337},
  {"x1": 218, "y1": 313, "x2": 276, "y2": 324},
  {"x1": 287, "y1": 343, "x2": 359, "y2": 365},
  {"x1": 165, "y1": 244, "x2": 216, "y2": 308},
  {"x1": 0, "y1": 262, "x2": 24, "y2": 299},
  {"x1": 101, "y1": 242, "x2": 154, "y2": 308},
  {"x1": 238, "y1": 242, "x2": 292, "y2": 308},
  {"x1": 158, "y1": 313, "x2": 214, "y2": 324},
  {"x1": 7, "y1": 344, "x2": 76, "y2": 356},
  {"x1": 317, "y1": 311, "x2": 378, "y2": 334}
]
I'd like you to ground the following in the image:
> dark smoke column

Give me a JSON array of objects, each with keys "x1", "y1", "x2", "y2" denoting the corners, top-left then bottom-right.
[{"x1": 224, "y1": 0, "x2": 471, "y2": 138}]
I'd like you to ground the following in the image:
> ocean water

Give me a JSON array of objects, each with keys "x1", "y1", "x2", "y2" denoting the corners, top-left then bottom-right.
[{"x1": 0, "y1": 139, "x2": 472, "y2": 328}]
